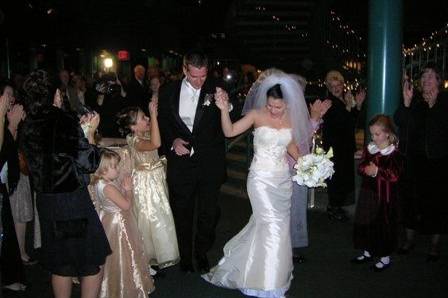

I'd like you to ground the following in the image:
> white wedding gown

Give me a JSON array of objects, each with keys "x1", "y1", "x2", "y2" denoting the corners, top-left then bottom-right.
[{"x1": 203, "y1": 126, "x2": 293, "y2": 298}]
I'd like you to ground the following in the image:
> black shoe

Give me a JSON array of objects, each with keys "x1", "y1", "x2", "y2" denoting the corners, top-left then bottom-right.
[
  {"x1": 293, "y1": 255, "x2": 306, "y2": 264},
  {"x1": 371, "y1": 260, "x2": 391, "y2": 272},
  {"x1": 196, "y1": 254, "x2": 210, "y2": 273},
  {"x1": 327, "y1": 207, "x2": 349, "y2": 222},
  {"x1": 350, "y1": 255, "x2": 373, "y2": 264},
  {"x1": 180, "y1": 261, "x2": 195, "y2": 273},
  {"x1": 397, "y1": 243, "x2": 415, "y2": 255}
]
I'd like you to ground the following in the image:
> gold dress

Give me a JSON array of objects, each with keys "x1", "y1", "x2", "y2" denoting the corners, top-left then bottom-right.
[
  {"x1": 127, "y1": 134, "x2": 180, "y2": 268},
  {"x1": 96, "y1": 179, "x2": 155, "y2": 298}
]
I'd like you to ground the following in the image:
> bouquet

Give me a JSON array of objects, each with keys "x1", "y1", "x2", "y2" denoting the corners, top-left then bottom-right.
[{"x1": 292, "y1": 146, "x2": 335, "y2": 188}]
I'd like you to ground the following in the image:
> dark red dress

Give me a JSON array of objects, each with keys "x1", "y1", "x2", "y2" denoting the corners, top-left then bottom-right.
[{"x1": 353, "y1": 144, "x2": 403, "y2": 257}]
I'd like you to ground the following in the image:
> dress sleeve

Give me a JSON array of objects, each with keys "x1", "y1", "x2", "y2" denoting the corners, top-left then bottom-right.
[
  {"x1": 357, "y1": 147, "x2": 370, "y2": 176},
  {"x1": 376, "y1": 152, "x2": 403, "y2": 182}
]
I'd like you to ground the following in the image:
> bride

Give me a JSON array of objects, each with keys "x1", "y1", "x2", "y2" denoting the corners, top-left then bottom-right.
[{"x1": 202, "y1": 73, "x2": 311, "y2": 298}]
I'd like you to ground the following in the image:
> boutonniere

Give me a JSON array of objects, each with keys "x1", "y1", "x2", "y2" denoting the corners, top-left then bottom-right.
[{"x1": 202, "y1": 93, "x2": 215, "y2": 107}]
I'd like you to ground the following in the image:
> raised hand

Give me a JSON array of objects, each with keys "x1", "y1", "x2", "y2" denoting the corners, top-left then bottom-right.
[
  {"x1": 214, "y1": 87, "x2": 229, "y2": 111},
  {"x1": 53, "y1": 89, "x2": 63, "y2": 108},
  {"x1": 89, "y1": 112, "x2": 100, "y2": 131},
  {"x1": 0, "y1": 94, "x2": 11, "y2": 118},
  {"x1": 355, "y1": 88, "x2": 366, "y2": 109},
  {"x1": 7, "y1": 104, "x2": 25, "y2": 128},
  {"x1": 149, "y1": 101, "x2": 158, "y2": 118},
  {"x1": 403, "y1": 80, "x2": 413, "y2": 107},
  {"x1": 344, "y1": 90, "x2": 355, "y2": 108},
  {"x1": 310, "y1": 99, "x2": 332, "y2": 120}
]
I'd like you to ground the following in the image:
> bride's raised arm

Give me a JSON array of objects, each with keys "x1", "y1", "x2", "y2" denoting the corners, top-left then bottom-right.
[{"x1": 215, "y1": 93, "x2": 256, "y2": 138}]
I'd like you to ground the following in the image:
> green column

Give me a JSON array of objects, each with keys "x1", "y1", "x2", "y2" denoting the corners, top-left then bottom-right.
[{"x1": 367, "y1": 0, "x2": 402, "y2": 121}]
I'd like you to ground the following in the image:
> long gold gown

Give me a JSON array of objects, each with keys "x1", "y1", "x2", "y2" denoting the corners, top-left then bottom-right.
[
  {"x1": 127, "y1": 134, "x2": 180, "y2": 268},
  {"x1": 95, "y1": 179, "x2": 155, "y2": 298}
]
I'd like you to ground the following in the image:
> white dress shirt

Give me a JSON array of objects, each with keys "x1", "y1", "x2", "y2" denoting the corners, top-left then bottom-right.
[{"x1": 179, "y1": 78, "x2": 201, "y2": 132}]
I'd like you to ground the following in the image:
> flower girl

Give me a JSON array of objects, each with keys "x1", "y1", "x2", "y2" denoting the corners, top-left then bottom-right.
[
  {"x1": 93, "y1": 149, "x2": 154, "y2": 297},
  {"x1": 352, "y1": 115, "x2": 403, "y2": 271},
  {"x1": 117, "y1": 102, "x2": 179, "y2": 269}
]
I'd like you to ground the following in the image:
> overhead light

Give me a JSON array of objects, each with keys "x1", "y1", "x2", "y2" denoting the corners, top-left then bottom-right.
[{"x1": 104, "y1": 58, "x2": 113, "y2": 69}]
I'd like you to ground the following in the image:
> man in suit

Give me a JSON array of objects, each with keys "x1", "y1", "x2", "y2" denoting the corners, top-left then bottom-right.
[
  {"x1": 126, "y1": 64, "x2": 150, "y2": 113},
  {"x1": 158, "y1": 51, "x2": 228, "y2": 273}
]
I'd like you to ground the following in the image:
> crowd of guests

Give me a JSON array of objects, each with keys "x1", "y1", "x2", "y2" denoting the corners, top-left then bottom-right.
[{"x1": 0, "y1": 52, "x2": 446, "y2": 298}]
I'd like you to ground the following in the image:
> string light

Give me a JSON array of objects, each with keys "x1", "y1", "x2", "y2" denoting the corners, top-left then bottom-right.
[
  {"x1": 403, "y1": 23, "x2": 448, "y2": 56},
  {"x1": 252, "y1": 5, "x2": 307, "y2": 37}
]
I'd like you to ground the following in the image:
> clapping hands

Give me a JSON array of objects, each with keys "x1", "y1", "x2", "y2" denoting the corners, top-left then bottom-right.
[
  {"x1": 7, "y1": 104, "x2": 25, "y2": 129},
  {"x1": 355, "y1": 88, "x2": 366, "y2": 110},
  {"x1": 79, "y1": 111, "x2": 100, "y2": 132},
  {"x1": 364, "y1": 162, "x2": 378, "y2": 177},
  {"x1": 310, "y1": 99, "x2": 332, "y2": 121},
  {"x1": 149, "y1": 100, "x2": 158, "y2": 118},
  {"x1": 0, "y1": 93, "x2": 12, "y2": 118},
  {"x1": 121, "y1": 175, "x2": 133, "y2": 192},
  {"x1": 403, "y1": 80, "x2": 413, "y2": 107}
]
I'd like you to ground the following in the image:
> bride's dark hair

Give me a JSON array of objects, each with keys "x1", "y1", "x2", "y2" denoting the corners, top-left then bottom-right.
[
  {"x1": 116, "y1": 106, "x2": 141, "y2": 136},
  {"x1": 266, "y1": 84, "x2": 283, "y2": 99}
]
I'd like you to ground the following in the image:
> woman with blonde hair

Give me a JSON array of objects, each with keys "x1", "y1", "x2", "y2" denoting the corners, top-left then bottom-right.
[{"x1": 322, "y1": 70, "x2": 366, "y2": 221}]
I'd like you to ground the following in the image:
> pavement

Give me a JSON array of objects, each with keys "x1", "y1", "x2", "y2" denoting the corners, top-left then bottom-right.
[{"x1": 2, "y1": 133, "x2": 448, "y2": 297}]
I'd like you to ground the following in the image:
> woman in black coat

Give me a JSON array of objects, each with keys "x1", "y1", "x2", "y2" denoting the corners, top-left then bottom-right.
[
  {"x1": 20, "y1": 70, "x2": 111, "y2": 297},
  {"x1": 394, "y1": 64, "x2": 448, "y2": 261},
  {"x1": 321, "y1": 70, "x2": 365, "y2": 222}
]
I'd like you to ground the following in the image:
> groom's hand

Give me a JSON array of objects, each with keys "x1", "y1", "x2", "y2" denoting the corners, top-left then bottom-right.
[{"x1": 172, "y1": 138, "x2": 190, "y2": 156}]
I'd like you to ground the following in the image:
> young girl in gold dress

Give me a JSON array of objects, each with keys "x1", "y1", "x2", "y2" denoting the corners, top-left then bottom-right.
[
  {"x1": 94, "y1": 149, "x2": 154, "y2": 297},
  {"x1": 117, "y1": 102, "x2": 179, "y2": 269}
]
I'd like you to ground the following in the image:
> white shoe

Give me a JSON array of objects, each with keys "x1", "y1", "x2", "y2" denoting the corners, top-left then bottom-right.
[{"x1": 3, "y1": 282, "x2": 26, "y2": 291}]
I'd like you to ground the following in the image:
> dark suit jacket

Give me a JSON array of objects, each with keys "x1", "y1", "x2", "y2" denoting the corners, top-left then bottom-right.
[
  {"x1": 158, "y1": 79, "x2": 227, "y2": 186},
  {"x1": 126, "y1": 78, "x2": 150, "y2": 113}
]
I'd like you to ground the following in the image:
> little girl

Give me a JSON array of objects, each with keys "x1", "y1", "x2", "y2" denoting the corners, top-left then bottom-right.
[
  {"x1": 117, "y1": 102, "x2": 179, "y2": 269},
  {"x1": 93, "y1": 149, "x2": 154, "y2": 297},
  {"x1": 352, "y1": 114, "x2": 403, "y2": 272}
]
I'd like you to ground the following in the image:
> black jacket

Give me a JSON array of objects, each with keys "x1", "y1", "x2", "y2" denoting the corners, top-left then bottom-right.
[
  {"x1": 394, "y1": 91, "x2": 448, "y2": 159},
  {"x1": 20, "y1": 105, "x2": 101, "y2": 193},
  {"x1": 158, "y1": 79, "x2": 227, "y2": 185}
]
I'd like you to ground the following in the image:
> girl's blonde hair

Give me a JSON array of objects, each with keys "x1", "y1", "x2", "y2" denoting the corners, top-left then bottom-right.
[
  {"x1": 91, "y1": 149, "x2": 121, "y2": 185},
  {"x1": 368, "y1": 114, "x2": 398, "y2": 146}
]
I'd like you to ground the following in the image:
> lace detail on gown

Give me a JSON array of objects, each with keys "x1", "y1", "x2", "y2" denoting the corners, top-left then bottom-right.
[{"x1": 250, "y1": 127, "x2": 292, "y2": 172}]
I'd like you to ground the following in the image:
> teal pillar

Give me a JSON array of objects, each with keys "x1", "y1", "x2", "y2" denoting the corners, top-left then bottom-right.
[{"x1": 367, "y1": 0, "x2": 402, "y2": 121}]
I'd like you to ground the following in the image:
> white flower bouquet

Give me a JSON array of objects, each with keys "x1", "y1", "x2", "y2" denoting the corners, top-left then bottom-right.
[{"x1": 292, "y1": 146, "x2": 335, "y2": 188}]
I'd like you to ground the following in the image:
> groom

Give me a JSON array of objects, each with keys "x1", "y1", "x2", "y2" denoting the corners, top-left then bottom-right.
[{"x1": 158, "y1": 51, "x2": 228, "y2": 273}]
